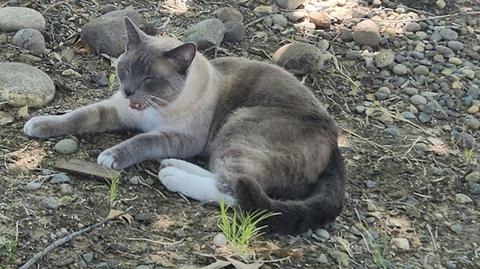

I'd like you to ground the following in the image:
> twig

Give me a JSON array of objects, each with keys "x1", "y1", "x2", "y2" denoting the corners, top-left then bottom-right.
[
  {"x1": 19, "y1": 212, "x2": 127, "y2": 269},
  {"x1": 339, "y1": 126, "x2": 392, "y2": 153},
  {"x1": 378, "y1": 11, "x2": 480, "y2": 24},
  {"x1": 125, "y1": 237, "x2": 183, "y2": 245},
  {"x1": 245, "y1": 17, "x2": 265, "y2": 28}
]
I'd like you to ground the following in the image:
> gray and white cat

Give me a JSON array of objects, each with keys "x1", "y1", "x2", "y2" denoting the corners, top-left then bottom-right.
[{"x1": 24, "y1": 18, "x2": 345, "y2": 234}]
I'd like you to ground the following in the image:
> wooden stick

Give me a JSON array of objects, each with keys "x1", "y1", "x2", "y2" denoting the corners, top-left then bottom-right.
[{"x1": 19, "y1": 212, "x2": 126, "y2": 269}]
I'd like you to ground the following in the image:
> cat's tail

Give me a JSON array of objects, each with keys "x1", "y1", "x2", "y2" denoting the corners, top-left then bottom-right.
[{"x1": 234, "y1": 147, "x2": 346, "y2": 234}]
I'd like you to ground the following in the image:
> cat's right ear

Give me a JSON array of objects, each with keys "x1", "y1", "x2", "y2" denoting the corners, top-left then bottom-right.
[{"x1": 124, "y1": 17, "x2": 145, "y2": 49}]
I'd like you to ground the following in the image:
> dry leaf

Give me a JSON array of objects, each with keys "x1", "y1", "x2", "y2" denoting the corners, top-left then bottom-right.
[
  {"x1": 73, "y1": 38, "x2": 91, "y2": 54},
  {"x1": 153, "y1": 214, "x2": 175, "y2": 231},
  {"x1": 107, "y1": 209, "x2": 133, "y2": 224},
  {"x1": 5, "y1": 144, "x2": 46, "y2": 174}
]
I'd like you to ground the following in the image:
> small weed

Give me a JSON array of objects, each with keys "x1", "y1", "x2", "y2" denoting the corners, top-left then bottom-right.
[
  {"x1": 359, "y1": 226, "x2": 389, "y2": 269},
  {"x1": 108, "y1": 73, "x2": 117, "y2": 92},
  {"x1": 0, "y1": 234, "x2": 17, "y2": 266},
  {"x1": 463, "y1": 148, "x2": 476, "y2": 164},
  {"x1": 217, "y1": 200, "x2": 277, "y2": 253},
  {"x1": 106, "y1": 175, "x2": 121, "y2": 205}
]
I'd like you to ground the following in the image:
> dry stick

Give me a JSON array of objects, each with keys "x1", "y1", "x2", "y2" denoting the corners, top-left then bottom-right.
[
  {"x1": 379, "y1": 11, "x2": 480, "y2": 24},
  {"x1": 19, "y1": 212, "x2": 127, "y2": 269},
  {"x1": 338, "y1": 126, "x2": 392, "y2": 153},
  {"x1": 245, "y1": 17, "x2": 265, "y2": 28}
]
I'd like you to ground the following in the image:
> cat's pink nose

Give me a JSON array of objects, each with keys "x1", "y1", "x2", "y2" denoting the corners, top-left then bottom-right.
[{"x1": 129, "y1": 99, "x2": 145, "y2": 111}]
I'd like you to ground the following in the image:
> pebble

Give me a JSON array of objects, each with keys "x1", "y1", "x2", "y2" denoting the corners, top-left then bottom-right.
[
  {"x1": 173, "y1": 228, "x2": 186, "y2": 238},
  {"x1": 436, "y1": 0, "x2": 446, "y2": 8},
  {"x1": 410, "y1": 95, "x2": 427, "y2": 105},
  {"x1": 81, "y1": 9, "x2": 142, "y2": 57},
  {"x1": 223, "y1": 21, "x2": 245, "y2": 43},
  {"x1": 403, "y1": 87, "x2": 418, "y2": 95},
  {"x1": 0, "y1": 7, "x2": 46, "y2": 32},
  {"x1": 469, "y1": 182, "x2": 480, "y2": 195},
  {"x1": 50, "y1": 173, "x2": 71, "y2": 184},
  {"x1": 375, "y1": 50, "x2": 395, "y2": 68},
  {"x1": 353, "y1": 19, "x2": 380, "y2": 47},
  {"x1": 436, "y1": 45, "x2": 455, "y2": 57},
  {"x1": 135, "y1": 213, "x2": 153, "y2": 224},
  {"x1": 277, "y1": 0, "x2": 306, "y2": 10},
  {"x1": 0, "y1": 62, "x2": 55, "y2": 107},
  {"x1": 465, "y1": 117, "x2": 480, "y2": 130},
  {"x1": 308, "y1": 11, "x2": 331, "y2": 28},
  {"x1": 455, "y1": 193, "x2": 473, "y2": 204},
  {"x1": 414, "y1": 143, "x2": 429, "y2": 153},
  {"x1": 385, "y1": 127, "x2": 401, "y2": 137},
  {"x1": 272, "y1": 42, "x2": 327, "y2": 75},
  {"x1": 213, "y1": 232, "x2": 228, "y2": 247},
  {"x1": 288, "y1": 10, "x2": 307, "y2": 22},
  {"x1": 317, "y1": 39, "x2": 329, "y2": 51},
  {"x1": 82, "y1": 252, "x2": 94, "y2": 264},
  {"x1": 42, "y1": 197, "x2": 62, "y2": 209},
  {"x1": 184, "y1": 19, "x2": 226, "y2": 49},
  {"x1": 129, "y1": 176, "x2": 140, "y2": 185},
  {"x1": 447, "y1": 40, "x2": 464, "y2": 51},
  {"x1": 467, "y1": 105, "x2": 479, "y2": 114},
  {"x1": 446, "y1": 261, "x2": 457, "y2": 269},
  {"x1": 450, "y1": 223, "x2": 463, "y2": 234},
  {"x1": 59, "y1": 184, "x2": 73, "y2": 195},
  {"x1": 366, "y1": 180, "x2": 378, "y2": 188},
  {"x1": 253, "y1": 6, "x2": 273, "y2": 17},
  {"x1": 465, "y1": 171, "x2": 479, "y2": 182},
  {"x1": 439, "y1": 28, "x2": 458, "y2": 40},
  {"x1": 404, "y1": 22, "x2": 421, "y2": 32},
  {"x1": 317, "y1": 253, "x2": 329, "y2": 263},
  {"x1": 25, "y1": 182, "x2": 41, "y2": 191},
  {"x1": 54, "y1": 139, "x2": 78, "y2": 154},
  {"x1": 215, "y1": 7, "x2": 243, "y2": 23},
  {"x1": 415, "y1": 31, "x2": 428, "y2": 40},
  {"x1": 12, "y1": 28, "x2": 46, "y2": 55},
  {"x1": 272, "y1": 14, "x2": 288, "y2": 27},
  {"x1": 418, "y1": 113, "x2": 431, "y2": 123},
  {"x1": 0, "y1": 111, "x2": 14, "y2": 126},
  {"x1": 401, "y1": 111, "x2": 416, "y2": 120},
  {"x1": 375, "y1": 87, "x2": 391, "y2": 100},
  {"x1": 391, "y1": 238, "x2": 410, "y2": 250},
  {"x1": 456, "y1": 133, "x2": 475, "y2": 149},
  {"x1": 392, "y1": 64, "x2": 409, "y2": 75},
  {"x1": 413, "y1": 65, "x2": 429, "y2": 76},
  {"x1": 448, "y1": 57, "x2": 462, "y2": 65},
  {"x1": 314, "y1": 228, "x2": 330, "y2": 241},
  {"x1": 329, "y1": 250, "x2": 349, "y2": 266}
]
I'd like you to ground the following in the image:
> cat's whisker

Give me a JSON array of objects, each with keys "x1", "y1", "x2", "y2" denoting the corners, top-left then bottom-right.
[
  {"x1": 146, "y1": 95, "x2": 169, "y2": 105},
  {"x1": 144, "y1": 98, "x2": 167, "y2": 113}
]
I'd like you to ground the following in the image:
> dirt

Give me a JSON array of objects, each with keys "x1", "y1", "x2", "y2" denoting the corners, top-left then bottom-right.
[{"x1": 0, "y1": 0, "x2": 479, "y2": 268}]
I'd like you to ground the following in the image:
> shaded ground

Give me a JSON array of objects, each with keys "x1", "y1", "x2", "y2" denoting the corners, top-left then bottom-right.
[{"x1": 1, "y1": 0, "x2": 479, "y2": 268}]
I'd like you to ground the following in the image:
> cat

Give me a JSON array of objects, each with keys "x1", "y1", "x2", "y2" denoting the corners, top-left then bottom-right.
[{"x1": 23, "y1": 17, "x2": 346, "y2": 234}]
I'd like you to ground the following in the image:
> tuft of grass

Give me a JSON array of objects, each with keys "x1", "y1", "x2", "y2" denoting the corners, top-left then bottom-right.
[
  {"x1": 108, "y1": 73, "x2": 117, "y2": 92},
  {"x1": 0, "y1": 234, "x2": 17, "y2": 266},
  {"x1": 463, "y1": 148, "x2": 476, "y2": 164},
  {"x1": 106, "y1": 175, "x2": 121, "y2": 205},
  {"x1": 217, "y1": 200, "x2": 277, "y2": 253}
]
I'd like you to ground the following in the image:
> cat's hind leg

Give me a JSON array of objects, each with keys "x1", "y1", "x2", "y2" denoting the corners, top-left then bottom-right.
[{"x1": 158, "y1": 165, "x2": 235, "y2": 205}]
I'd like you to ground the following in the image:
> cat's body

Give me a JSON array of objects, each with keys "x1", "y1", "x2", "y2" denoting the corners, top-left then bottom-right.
[{"x1": 24, "y1": 18, "x2": 345, "y2": 234}]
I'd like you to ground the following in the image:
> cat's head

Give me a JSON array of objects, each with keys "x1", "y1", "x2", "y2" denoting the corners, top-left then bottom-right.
[{"x1": 116, "y1": 17, "x2": 197, "y2": 111}]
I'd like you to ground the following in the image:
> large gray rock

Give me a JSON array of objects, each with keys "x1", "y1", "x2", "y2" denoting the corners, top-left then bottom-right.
[
  {"x1": 183, "y1": 19, "x2": 225, "y2": 49},
  {"x1": 0, "y1": 7, "x2": 46, "y2": 32},
  {"x1": 0, "y1": 62, "x2": 55, "y2": 107},
  {"x1": 223, "y1": 21, "x2": 245, "y2": 43},
  {"x1": 215, "y1": 7, "x2": 243, "y2": 23},
  {"x1": 81, "y1": 9, "x2": 142, "y2": 57},
  {"x1": 12, "y1": 28, "x2": 46, "y2": 55},
  {"x1": 353, "y1": 19, "x2": 380, "y2": 47},
  {"x1": 272, "y1": 42, "x2": 328, "y2": 75},
  {"x1": 277, "y1": 0, "x2": 306, "y2": 10}
]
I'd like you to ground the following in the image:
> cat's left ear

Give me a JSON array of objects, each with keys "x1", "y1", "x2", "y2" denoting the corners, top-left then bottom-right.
[
  {"x1": 164, "y1": 43, "x2": 197, "y2": 73},
  {"x1": 124, "y1": 17, "x2": 146, "y2": 49}
]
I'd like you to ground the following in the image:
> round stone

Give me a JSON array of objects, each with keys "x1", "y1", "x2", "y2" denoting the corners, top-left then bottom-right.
[
  {"x1": 465, "y1": 117, "x2": 480, "y2": 130},
  {"x1": 12, "y1": 28, "x2": 46, "y2": 55},
  {"x1": 308, "y1": 11, "x2": 331, "y2": 28},
  {"x1": 272, "y1": 42, "x2": 327, "y2": 75},
  {"x1": 0, "y1": 62, "x2": 55, "y2": 107},
  {"x1": 215, "y1": 7, "x2": 243, "y2": 23},
  {"x1": 413, "y1": 65, "x2": 429, "y2": 76},
  {"x1": 183, "y1": 19, "x2": 226, "y2": 49},
  {"x1": 25, "y1": 182, "x2": 41, "y2": 191},
  {"x1": 223, "y1": 21, "x2": 245, "y2": 43},
  {"x1": 213, "y1": 232, "x2": 228, "y2": 247},
  {"x1": 272, "y1": 14, "x2": 288, "y2": 27},
  {"x1": 277, "y1": 0, "x2": 306, "y2": 10},
  {"x1": 0, "y1": 7, "x2": 46, "y2": 32},
  {"x1": 392, "y1": 64, "x2": 409, "y2": 75},
  {"x1": 439, "y1": 28, "x2": 458, "y2": 40},
  {"x1": 447, "y1": 40, "x2": 463, "y2": 51},
  {"x1": 353, "y1": 19, "x2": 381, "y2": 47},
  {"x1": 410, "y1": 95, "x2": 427, "y2": 105},
  {"x1": 54, "y1": 139, "x2": 78, "y2": 154},
  {"x1": 375, "y1": 50, "x2": 395, "y2": 68},
  {"x1": 404, "y1": 22, "x2": 421, "y2": 32}
]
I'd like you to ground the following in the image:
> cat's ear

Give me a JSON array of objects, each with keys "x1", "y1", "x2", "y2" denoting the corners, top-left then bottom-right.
[
  {"x1": 124, "y1": 17, "x2": 145, "y2": 49},
  {"x1": 163, "y1": 43, "x2": 197, "y2": 73}
]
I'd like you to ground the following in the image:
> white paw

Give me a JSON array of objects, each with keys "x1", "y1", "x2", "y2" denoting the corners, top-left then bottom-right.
[
  {"x1": 23, "y1": 116, "x2": 58, "y2": 138},
  {"x1": 23, "y1": 118, "x2": 36, "y2": 136},
  {"x1": 160, "y1": 158, "x2": 214, "y2": 177},
  {"x1": 97, "y1": 149, "x2": 119, "y2": 169},
  {"x1": 158, "y1": 167, "x2": 184, "y2": 193}
]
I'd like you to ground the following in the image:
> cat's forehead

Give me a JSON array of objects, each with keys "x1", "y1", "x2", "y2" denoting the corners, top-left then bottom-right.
[{"x1": 117, "y1": 36, "x2": 182, "y2": 68}]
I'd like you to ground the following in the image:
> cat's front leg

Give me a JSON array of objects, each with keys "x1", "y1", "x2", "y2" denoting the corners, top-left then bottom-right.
[
  {"x1": 24, "y1": 99, "x2": 124, "y2": 138},
  {"x1": 97, "y1": 132, "x2": 198, "y2": 170}
]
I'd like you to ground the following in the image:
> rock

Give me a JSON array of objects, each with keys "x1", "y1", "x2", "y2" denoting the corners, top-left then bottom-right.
[
  {"x1": 329, "y1": 250, "x2": 349, "y2": 266},
  {"x1": 455, "y1": 193, "x2": 472, "y2": 204},
  {"x1": 436, "y1": 0, "x2": 446, "y2": 8},
  {"x1": 439, "y1": 28, "x2": 458, "y2": 40},
  {"x1": 50, "y1": 173, "x2": 71, "y2": 184},
  {"x1": 339, "y1": 29, "x2": 353, "y2": 42},
  {"x1": 450, "y1": 223, "x2": 462, "y2": 235},
  {"x1": 468, "y1": 105, "x2": 479, "y2": 114},
  {"x1": 308, "y1": 11, "x2": 330, "y2": 28},
  {"x1": 314, "y1": 228, "x2": 330, "y2": 241},
  {"x1": 0, "y1": 111, "x2": 14, "y2": 126},
  {"x1": 129, "y1": 175, "x2": 140, "y2": 185},
  {"x1": 42, "y1": 197, "x2": 62, "y2": 209},
  {"x1": 392, "y1": 64, "x2": 408, "y2": 75},
  {"x1": 401, "y1": 111, "x2": 416, "y2": 120},
  {"x1": 375, "y1": 87, "x2": 391, "y2": 100},
  {"x1": 465, "y1": 117, "x2": 480, "y2": 130},
  {"x1": 135, "y1": 213, "x2": 153, "y2": 224},
  {"x1": 272, "y1": 42, "x2": 327, "y2": 75},
  {"x1": 456, "y1": 133, "x2": 475, "y2": 149},
  {"x1": 183, "y1": 19, "x2": 225, "y2": 49},
  {"x1": 413, "y1": 65, "x2": 429, "y2": 76},
  {"x1": 466, "y1": 171, "x2": 479, "y2": 183},
  {"x1": 12, "y1": 28, "x2": 46, "y2": 55},
  {"x1": 0, "y1": 7, "x2": 46, "y2": 32},
  {"x1": 222, "y1": 21, "x2": 244, "y2": 44},
  {"x1": 469, "y1": 182, "x2": 480, "y2": 195},
  {"x1": 288, "y1": 10, "x2": 307, "y2": 22},
  {"x1": 375, "y1": 50, "x2": 395, "y2": 68},
  {"x1": 414, "y1": 143, "x2": 428, "y2": 152},
  {"x1": 366, "y1": 180, "x2": 378, "y2": 188},
  {"x1": 59, "y1": 184, "x2": 73, "y2": 195},
  {"x1": 353, "y1": 19, "x2": 380, "y2": 47},
  {"x1": 317, "y1": 254, "x2": 329, "y2": 264},
  {"x1": 82, "y1": 252, "x2": 94, "y2": 264},
  {"x1": 448, "y1": 57, "x2": 462, "y2": 65},
  {"x1": 410, "y1": 95, "x2": 427, "y2": 105},
  {"x1": 415, "y1": 31, "x2": 428, "y2": 40},
  {"x1": 173, "y1": 228, "x2": 186, "y2": 238},
  {"x1": 277, "y1": 0, "x2": 306, "y2": 10},
  {"x1": 418, "y1": 113, "x2": 431, "y2": 123},
  {"x1": 317, "y1": 39, "x2": 329, "y2": 51},
  {"x1": 25, "y1": 182, "x2": 41, "y2": 191},
  {"x1": 404, "y1": 22, "x2": 421, "y2": 32},
  {"x1": 272, "y1": 14, "x2": 288, "y2": 27},
  {"x1": 372, "y1": 0, "x2": 382, "y2": 7},
  {"x1": 253, "y1": 6, "x2": 273, "y2": 17},
  {"x1": 0, "y1": 62, "x2": 55, "y2": 107},
  {"x1": 215, "y1": 7, "x2": 243, "y2": 23},
  {"x1": 213, "y1": 233, "x2": 228, "y2": 247},
  {"x1": 446, "y1": 261, "x2": 457, "y2": 269},
  {"x1": 99, "y1": 4, "x2": 118, "y2": 14},
  {"x1": 435, "y1": 45, "x2": 455, "y2": 57},
  {"x1": 447, "y1": 41, "x2": 463, "y2": 51},
  {"x1": 80, "y1": 9, "x2": 142, "y2": 57},
  {"x1": 54, "y1": 139, "x2": 78, "y2": 154},
  {"x1": 17, "y1": 105, "x2": 29, "y2": 119},
  {"x1": 385, "y1": 126, "x2": 401, "y2": 137},
  {"x1": 391, "y1": 238, "x2": 410, "y2": 250}
]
